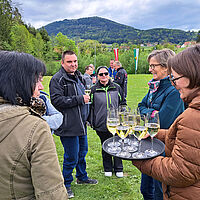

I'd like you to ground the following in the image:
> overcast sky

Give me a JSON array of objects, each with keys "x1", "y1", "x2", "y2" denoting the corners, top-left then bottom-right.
[{"x1": 13, "y1": 0, "x2": 200, "y2": 31}]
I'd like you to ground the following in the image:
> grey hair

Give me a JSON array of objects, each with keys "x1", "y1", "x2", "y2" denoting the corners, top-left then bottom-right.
[{"x1": 148, "y1": 49, "x2": 175, "y2": 67}]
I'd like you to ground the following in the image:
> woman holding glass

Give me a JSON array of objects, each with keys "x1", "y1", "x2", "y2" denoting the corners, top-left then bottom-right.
[
  {"x1": 137, "y1": 49, "x2": 184, "y2": 200},
  {"x1": 133, "y1": 45, "x2": 200, "y2": 200},
  {"x1": 88, "y1": 66, "x2": 126, "y2": 177}
]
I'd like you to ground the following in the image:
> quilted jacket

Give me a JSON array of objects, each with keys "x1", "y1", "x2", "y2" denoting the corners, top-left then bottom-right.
[{"x1": 133, "y1": 94, "x2": 200, "y2": 200}]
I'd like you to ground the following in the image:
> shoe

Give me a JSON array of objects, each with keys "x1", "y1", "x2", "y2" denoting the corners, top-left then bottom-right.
[
  {"x1": 116, "y1": 172, "x2": 123, "y2": 178},
  {"x1": 76, "y1": 178, "x2": 98, "y2": 184},
  {"x1": 105, "y1": 172, "x2": 112, "y2": 177},
  {"x1": 66, "y1": 187, "x2": 74, "y2": 199}
]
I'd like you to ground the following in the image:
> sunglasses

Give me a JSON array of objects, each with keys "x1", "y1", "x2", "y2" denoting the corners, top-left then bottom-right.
[{"x1": 98, "y1": 72, "x2": 109, "y2": 76}]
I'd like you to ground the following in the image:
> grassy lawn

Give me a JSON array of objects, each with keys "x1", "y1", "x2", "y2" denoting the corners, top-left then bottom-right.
[{"x1": 43, "y1": 74, "x2": 152, "y2": 200}]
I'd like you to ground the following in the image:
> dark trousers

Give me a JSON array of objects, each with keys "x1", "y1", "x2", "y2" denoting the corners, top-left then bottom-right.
[
  {"x1": 141, "y1": 173, "x2": 163, "y2": 200},
  {"x1": 96, "y1": 131, "x2": 123, "y2": 172},
  {"x1": 60, "y1": 135, "x2": 88, "y2": 188}
]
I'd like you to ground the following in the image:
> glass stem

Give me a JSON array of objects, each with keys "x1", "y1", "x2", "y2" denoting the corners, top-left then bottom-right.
[
  {"x1": 138, "y1": 140, "x2": 141, "y2": 153},
  {"x1": 151, "y1": 137, "x2": 154, "y2": 151},
  {"x1": 113, "y1": 135, "x2": 115, "y2": 147},
  {"x1": 122, "y1": 139, "x2": 124, "y2": 151}
]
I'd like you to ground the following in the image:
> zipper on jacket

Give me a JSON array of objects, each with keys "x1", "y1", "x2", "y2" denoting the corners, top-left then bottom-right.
[
  {"x1": 96, "y1": 86, "x2": 118, "y2": 110},
  {"x1": 73, "y1": 83, "x2": 86, "y2": 135}
]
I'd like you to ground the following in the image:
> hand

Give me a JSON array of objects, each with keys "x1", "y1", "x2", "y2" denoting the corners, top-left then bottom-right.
[
  {"x1": 132, "y1": 160, "x2": 144, "y2": 170},
  {"x1": 92, "y1": 77, "x2": 96, "y2": 84},
  {"x1": 83, "y1": 94, "x2": 90, "y2": 103}
]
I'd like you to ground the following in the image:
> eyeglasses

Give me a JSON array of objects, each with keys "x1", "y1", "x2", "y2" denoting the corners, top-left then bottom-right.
[
  {"x1": 169, "y1": 75, "x2": 184, "y2": 85},
  {"x1": 149, "y1": 64, "x2": 161, "y2": 69},
  {"x1": 98, "y1": 72, "x2": 109, "y2": 76}
]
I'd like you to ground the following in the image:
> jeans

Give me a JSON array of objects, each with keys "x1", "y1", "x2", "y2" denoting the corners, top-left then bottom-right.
[
  {"x1": 140, "y1": 173, "x2": 163, "y2": 200},
  {"x1": 96, "y1": 131, "x2": 123, "y2": 172},
  {"x1": 60, "y1": 135, "x2": 88, "y2": 188}
]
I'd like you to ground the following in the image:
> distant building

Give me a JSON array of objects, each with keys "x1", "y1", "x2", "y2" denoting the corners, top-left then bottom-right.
[{"x1": 181, "y1": 41, "x2": 196, "y2": 48}]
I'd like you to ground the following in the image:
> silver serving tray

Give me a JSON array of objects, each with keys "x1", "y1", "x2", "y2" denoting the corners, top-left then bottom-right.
[{"x1": 102, "y1": 136, "x2": 165, "y2": 160}]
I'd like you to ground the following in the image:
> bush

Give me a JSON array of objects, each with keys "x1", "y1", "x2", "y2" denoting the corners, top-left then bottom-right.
[{"x1": 45, "y1": 61, "x2": 61, "y2": 75}]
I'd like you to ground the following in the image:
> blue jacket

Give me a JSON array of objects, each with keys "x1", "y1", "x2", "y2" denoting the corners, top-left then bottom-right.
[
  {"x1": 40, "y1": 91, "x2": 63, "y2": 133},
  {"x1": 138, "y1": 77, "x2": 184, "y2": 129},
  {"x1": 108, "y1": 66, "x2": 117, "y2": 79}
]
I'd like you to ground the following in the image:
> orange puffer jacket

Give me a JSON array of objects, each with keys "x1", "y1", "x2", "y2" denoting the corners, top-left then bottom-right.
[{"x1": 133, "y1": 95, "x2": 200, "y2": 200}]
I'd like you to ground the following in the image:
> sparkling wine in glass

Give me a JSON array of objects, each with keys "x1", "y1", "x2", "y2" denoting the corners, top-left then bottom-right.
[
  {"x1": 85, "y1": 84, "x2": 92, "y2": 104},
  {"x1": 132, "y1": 114, "x2": 147, "y2": 158},
  {"x1": 106, "y1": 108, "x2": 121, "y2": 153},
  {"x1": 116, "y1": 124, "x2": 131, "y2": 158},
  {"x1": 145, "y1": 112, "x2": 160, "y2": 157},
  {"x1": 118, "y1": 105, "x2": 131, "y2": 144},
  {"x1": 124, "y1": 112, "x2": 138, "y2": 152}
]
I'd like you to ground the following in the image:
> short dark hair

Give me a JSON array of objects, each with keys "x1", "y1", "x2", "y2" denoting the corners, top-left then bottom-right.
[
  {"x1": 96, "y1": 66, "x2": 109, "y2": 75},
  {"x1": 62, "y1": 50, "x2": 77, "y2": 62},
  {"x1": 168, "y1": 44, "x2": 200, "y2": 89},
  {"x1": 85, "y1": 65, "x2": 92, "y2": 72},
  {"x1": 148, "y1": 49, "x2": 175, "y2": 67},
  {"x1": 0, "y1": 51, "x2": 46, "y2": 105}
]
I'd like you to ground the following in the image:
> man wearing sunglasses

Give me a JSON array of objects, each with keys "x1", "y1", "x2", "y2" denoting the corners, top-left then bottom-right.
[{"x1": 113, "y1": 61, "x2": 128, "y2": 98}]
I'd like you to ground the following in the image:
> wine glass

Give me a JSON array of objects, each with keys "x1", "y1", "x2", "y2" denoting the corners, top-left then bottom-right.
[
  {"x1": 145, "y1": 112, "x2": 160, "y2": 157},
  {"x1": 116, "y1": 110, "x2": 131, "y2": 158},
  {"x1": 106, "y1": 108, "x2": 121, "y2": 153},
  {"x1": 118, "y1": 105, "x2": 131, "y2": 144},
  {"x1": 132, "y1": 113, "x2": 147, "y2": 158},
  {"x1": 85, "y1": 84, "x2": 92, "y2": 104},
  {"x1": 129, "y1": 107, "x2": 141, "y2": 147},
  {"x1": 124, "y1": 111, "x2": 138, "y2": 152}
]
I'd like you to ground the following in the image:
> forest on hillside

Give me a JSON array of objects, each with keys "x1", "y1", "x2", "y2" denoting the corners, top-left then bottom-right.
[{"x1": 44, "y1": 16, "x2": 198, "y2": 44}]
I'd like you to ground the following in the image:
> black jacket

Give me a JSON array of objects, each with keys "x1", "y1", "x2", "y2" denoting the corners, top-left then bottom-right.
[
  {"x1": 49, "y1": 67, "x2": 89, "y2": 137},
  {"x1": 89, "y1": 80, "x2": 126, "y2": 132},
  {"x1": 114, "y1": 67, "x2": 128, "y2": 98}
]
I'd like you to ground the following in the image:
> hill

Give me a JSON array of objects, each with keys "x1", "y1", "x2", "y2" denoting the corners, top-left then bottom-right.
[{"x1": 43, "y1": 16, "x2": 197, "y2": 44}]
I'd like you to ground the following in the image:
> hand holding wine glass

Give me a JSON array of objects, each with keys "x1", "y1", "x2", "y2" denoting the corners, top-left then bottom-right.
[{"x1": 85, "y1": 84, "x2": 92, "y2": 104}]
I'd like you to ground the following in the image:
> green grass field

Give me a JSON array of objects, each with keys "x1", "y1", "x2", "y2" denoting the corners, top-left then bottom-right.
[{"x1": 43, "y1": 74, "x2": 152, "y2": 200}]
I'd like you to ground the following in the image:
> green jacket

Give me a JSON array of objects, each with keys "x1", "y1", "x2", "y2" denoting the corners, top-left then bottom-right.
[{"x1": 0, "y1": 97, "x2": 67, "y2": 200}]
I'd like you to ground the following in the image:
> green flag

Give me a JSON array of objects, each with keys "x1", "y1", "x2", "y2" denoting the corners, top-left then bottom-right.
[{"x1": 134, "y1": 48, "x2": 139, "y2": 73}]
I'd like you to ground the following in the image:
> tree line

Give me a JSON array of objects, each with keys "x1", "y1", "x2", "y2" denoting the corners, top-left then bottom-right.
[{"x1": 1, "y1": 0, "x2": 200, "y2": 76}]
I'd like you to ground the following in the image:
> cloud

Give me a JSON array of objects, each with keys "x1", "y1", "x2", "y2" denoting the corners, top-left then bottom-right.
[{"x1": 13, "y1": 0, "x2": 200, "y2": 31}]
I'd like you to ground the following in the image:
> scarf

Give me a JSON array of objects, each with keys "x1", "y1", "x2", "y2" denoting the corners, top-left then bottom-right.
[
  {"x1": 16, "y1": 96, "x2": 46, "y2": 116},
  {"x1": 148, "y1": 79, "x2": 160, "y2": 102}
]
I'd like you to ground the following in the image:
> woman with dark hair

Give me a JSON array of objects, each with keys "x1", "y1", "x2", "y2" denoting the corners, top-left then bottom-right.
[
  {"x1": 132, "y1": 45, "x2": 200, "y2": 200},
  {"x1": 0, "y1": 51, "x2": 67, "y2": 199},
  {"x1": 89, "y1": 66, "x2": 126, "y2": 178}
]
